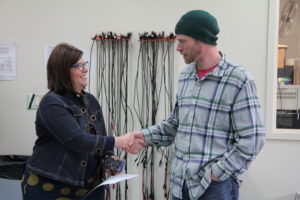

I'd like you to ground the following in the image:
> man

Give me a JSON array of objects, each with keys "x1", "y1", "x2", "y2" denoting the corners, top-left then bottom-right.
[{"x1": 127, "y1": 10, "x2": 265, "y2": 200}]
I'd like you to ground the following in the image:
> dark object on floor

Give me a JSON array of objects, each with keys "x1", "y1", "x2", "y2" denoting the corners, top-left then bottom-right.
[{"x1": 0, "y1": 155, "x2": 30, "y2": 180}]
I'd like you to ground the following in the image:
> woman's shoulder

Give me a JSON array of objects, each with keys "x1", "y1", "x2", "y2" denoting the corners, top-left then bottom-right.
[
  {"x1": 84, "y1": 92, "x2": 98, "y2": 102},
  {"x1": 39, "y1": 91, "x2": 66, "y2": 106}
]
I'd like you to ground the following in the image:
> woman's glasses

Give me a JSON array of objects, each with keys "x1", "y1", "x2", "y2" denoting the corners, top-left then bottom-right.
[{"x1": 72, "y1": 61, "x2": 89, "y2": 71}]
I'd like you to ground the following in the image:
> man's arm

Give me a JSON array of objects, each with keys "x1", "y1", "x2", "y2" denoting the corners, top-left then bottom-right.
[
  {"x1": 211, "y1": 80, "x2": 265, "y2": 181},
  {"x1": 124, "y1": 101, "x2": 180, "y2": 154},
  {"x1": 142, "y1": 102, "x2": 179, "y2": 147}
]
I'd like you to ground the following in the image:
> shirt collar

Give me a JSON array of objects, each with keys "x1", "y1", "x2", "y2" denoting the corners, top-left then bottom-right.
[
  {"x1": 211, "y1": 52, "x2": 227, "y2": 77},
  {"x1": 191, "y1": 52, "x2": 228, "y2": 78}
]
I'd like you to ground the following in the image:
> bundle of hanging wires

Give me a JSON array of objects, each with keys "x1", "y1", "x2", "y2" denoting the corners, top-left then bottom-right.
[
  {"x1": 90, "y1": 32, "x2": 133, "y2": 200},
  {"x1": 133, "y1": 31, "x2": 176, "y2": 200}
]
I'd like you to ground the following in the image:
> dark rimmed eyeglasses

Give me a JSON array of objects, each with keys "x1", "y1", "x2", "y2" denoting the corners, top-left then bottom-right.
[{"x1": 72, "y1": 61, "x2": 89, "y2": 71}]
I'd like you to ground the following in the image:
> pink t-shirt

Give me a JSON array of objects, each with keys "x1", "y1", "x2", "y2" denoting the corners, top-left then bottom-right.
[{"x1": 196, "y1": 64, "x2": 218, "y2": 79}]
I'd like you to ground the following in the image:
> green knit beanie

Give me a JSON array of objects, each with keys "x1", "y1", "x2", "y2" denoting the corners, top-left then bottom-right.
[{"x1": 175, "y1": 10, "x2": 220, "y2": 46}]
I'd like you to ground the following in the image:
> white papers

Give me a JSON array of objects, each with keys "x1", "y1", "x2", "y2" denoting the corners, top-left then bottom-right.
[
  {"x1": 0, "y1": 42, "x2": 16, "y2": 80},
  {"x1": 99, "y1": 173, "x2": 138, "y2": 186},
  {"x1": 81, "y1": 174, "x2": 138, "y2": 199}
]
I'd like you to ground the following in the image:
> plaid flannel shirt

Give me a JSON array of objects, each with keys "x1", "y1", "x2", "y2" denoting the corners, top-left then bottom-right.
[{"x1": 143, "y1": 54, "x2": 265, "y2": 200}]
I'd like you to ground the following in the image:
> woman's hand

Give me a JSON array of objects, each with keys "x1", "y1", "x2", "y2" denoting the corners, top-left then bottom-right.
[
  {"x1": 104, "y1": 156, "x2": 122, "y2": 176},
  {"x1": 114, "y1": 131, "x2": 146, "y2": 154}
]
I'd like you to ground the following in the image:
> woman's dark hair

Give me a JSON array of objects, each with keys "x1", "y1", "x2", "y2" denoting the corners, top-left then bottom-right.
[{"x1": 47, "y1": 43, "x2": 83, "y2": 94}]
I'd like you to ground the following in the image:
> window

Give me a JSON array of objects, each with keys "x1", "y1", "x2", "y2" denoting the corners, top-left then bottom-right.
[{"x1": 266, "y1": 0, "x2": 300, "y2": 140}]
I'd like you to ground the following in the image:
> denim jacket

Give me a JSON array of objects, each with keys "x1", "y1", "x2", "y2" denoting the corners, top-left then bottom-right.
[{"x1": 27, "y1": 90, "x2": 115, "y2": 187}]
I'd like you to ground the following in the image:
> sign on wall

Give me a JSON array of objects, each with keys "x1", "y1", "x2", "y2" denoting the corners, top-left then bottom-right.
[{"x1": 0, "y1": 42, "x2": 16, "y2": 80}]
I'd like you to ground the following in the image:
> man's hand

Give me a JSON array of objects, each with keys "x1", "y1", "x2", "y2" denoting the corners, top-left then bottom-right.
[
  {"x1": 124, "y1": 131, "x2": 146, "y2": 154},
  {"x1": 211, "y1": 173, "x2": 220, "y2": 182},
  {"x1": 114, "y1": 131, "x2": 146, "y2": 154}
]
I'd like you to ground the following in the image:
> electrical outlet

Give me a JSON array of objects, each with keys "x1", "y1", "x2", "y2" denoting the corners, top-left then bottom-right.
[{"x1": 27, "y1": 94, "x2": 43, "y2": 110}]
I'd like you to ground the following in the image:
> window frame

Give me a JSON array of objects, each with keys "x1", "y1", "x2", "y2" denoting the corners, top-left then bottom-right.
[{"x1": 266, "y1": 0, "x2": 300, "y2": 140}]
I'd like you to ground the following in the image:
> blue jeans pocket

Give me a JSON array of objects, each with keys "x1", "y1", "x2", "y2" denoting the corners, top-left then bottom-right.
[{"x1": 199, "y1": 177, "x2": 239, "y2": 200}]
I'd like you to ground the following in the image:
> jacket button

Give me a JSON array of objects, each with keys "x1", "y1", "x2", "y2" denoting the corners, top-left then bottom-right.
[
  {"x1": 96, "y1": 148, "x2": 101, "y2": 153},
  {"x1": 90, "y1": 115, "x2": 97, "y2": 121},
  {"x1": 81, "y1": 108, "x2": 86, "y2": 113},
  {"x1": 81, "y1": 160, "x2": 87, "y2": 167}
]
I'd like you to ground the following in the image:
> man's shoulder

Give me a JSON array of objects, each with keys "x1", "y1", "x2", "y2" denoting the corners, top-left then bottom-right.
[{"x1": 223, "y1": 61, "x2": 254, "y2": 82}]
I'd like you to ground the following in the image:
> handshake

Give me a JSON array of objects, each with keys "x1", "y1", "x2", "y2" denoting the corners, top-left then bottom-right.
[{"x1": 114, "y1": 131, "x2": 146, "y2": 154}]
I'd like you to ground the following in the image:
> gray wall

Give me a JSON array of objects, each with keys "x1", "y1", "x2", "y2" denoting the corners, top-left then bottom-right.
[
  {"x1": 0, "y1": 179, "x2": 22, "y2": 199},
  {"x1": 1, "y1": 0, "x2": 299, "y2": 199}
]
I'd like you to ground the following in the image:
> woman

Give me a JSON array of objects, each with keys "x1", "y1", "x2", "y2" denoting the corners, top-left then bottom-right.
[{"x1": 21, "y1": 43, "x2": 142, "y2": 200}]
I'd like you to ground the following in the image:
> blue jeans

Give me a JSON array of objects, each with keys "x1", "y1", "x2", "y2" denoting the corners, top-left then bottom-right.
[{"x1": 173, "y1": 177, "x2": 239, "y2": 200}]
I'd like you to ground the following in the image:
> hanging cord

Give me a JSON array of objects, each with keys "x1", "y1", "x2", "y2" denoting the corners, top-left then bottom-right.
[
  {"x1": 88, "y1": 39, "x2": 95, "y2": 92},
  {"x1": 91, "y1": 31, "x2": 175, "y2": 200},
  {"x1": 133, "y1": 31, "x2": 176, "y2": 200},
  {"x1": 90, "y1": 32, "x2": 132, "y2": 200},
  {"x1": 158, "y1": 37, "x2": 175, "y2": 200}
]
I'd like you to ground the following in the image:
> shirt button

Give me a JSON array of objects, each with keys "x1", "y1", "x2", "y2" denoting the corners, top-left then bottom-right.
[{"x1": 81, "y1": 160, "x2": 87, "y2": 167}]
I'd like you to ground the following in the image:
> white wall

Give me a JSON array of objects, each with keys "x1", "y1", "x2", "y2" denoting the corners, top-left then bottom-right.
[{"x1": 1, "y1": 0, "x2": 299, "y2": 199}]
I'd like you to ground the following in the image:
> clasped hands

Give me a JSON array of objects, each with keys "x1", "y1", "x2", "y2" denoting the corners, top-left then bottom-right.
[{"x1": 114, "y1": 131, "x2": 146, "y2": 154}]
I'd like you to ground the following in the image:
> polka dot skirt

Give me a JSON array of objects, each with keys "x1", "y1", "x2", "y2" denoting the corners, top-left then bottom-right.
[{"x1": 21, "y1": 168, "x2": 104, "y2": 200}]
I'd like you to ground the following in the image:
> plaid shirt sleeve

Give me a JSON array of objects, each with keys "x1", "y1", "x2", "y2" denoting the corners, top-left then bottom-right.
[
  {"x1": 142, "y1": 101, "x2": 179, "y2": 147},
  {"x1": 211, "y1": 79, "x2": 265, "y2": 181}
]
